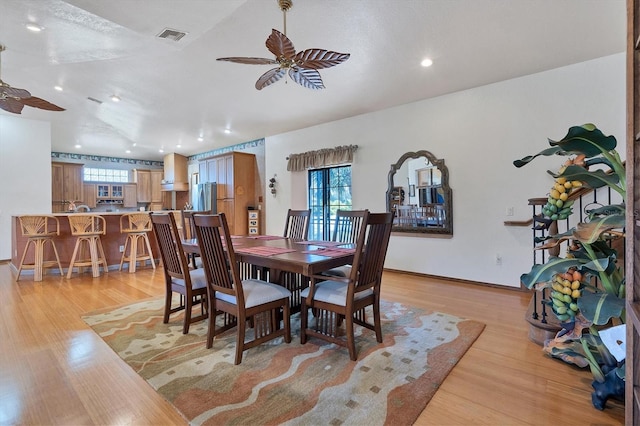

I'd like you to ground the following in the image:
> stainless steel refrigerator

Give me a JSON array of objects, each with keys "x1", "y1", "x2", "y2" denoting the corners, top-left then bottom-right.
[{"x1": 194, "y1": 182, "x2": 218, "y2": 212}]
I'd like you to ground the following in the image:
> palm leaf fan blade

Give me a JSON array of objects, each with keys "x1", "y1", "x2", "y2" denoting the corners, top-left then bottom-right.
[
  {"x1": 0, "y1": 85, "x2": 31, "y2": 98},
  {"x1": 289, "y1": 67, "x2": 324, "y2": 90},
  {"x1": 20, "y1": 96, "x2": 65, "y2": 111},
  {"x1": 255, "y1": 68, "x2": 286, "y2": 90},
  {"x1": 266, "y1": 29, "x2": 296, "y2": 59},
  {"x1": 0, "y1": 97, "x2": 25, "y2": 114},
  {"x1": 294, "y1": 49, "x2": 350, "y2": 70},
  {"x1": 217, "y1": 57, "x2": 278, "y2": 65}
]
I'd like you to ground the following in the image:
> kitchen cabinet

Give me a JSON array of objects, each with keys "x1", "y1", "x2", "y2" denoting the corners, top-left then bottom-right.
[
  {"x1": 84, "y1": 184, "x2": 97, "y2": 208},
  {"x1": 198, "y1": 152, "x2": 256, "y2": 235},
  {"x1": 51, "y1": 162, "x2": 84, "y2": 212},
  {"x1": 134, "y1": 169, "x2": 151, "y2": 202},
  {"x1": 123, "y1": 184, "x2": 137, "y2": 208},
  {"x1": 97, "y1": 184, "x2": 124, "y2": 199},
  {"x1": 150, "y1": 169, "x2": 164, "y2": 210}
]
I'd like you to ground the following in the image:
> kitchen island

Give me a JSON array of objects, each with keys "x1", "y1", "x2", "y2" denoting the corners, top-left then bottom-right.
[{"x1": 10, "y1": 212, "x2": 170, "y2": 277}]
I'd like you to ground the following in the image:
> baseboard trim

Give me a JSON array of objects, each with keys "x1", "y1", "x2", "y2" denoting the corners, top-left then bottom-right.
[{"x1": 383, "y1": 268, "x2": 528, "y2": 292}]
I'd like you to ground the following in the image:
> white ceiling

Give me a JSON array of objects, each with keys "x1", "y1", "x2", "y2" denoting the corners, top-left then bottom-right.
[{"x1": 0, "y1": 0, "x2": 626, "y2": 161}]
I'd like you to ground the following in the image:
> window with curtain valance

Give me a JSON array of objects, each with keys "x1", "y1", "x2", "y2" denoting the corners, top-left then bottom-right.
[{"x1": 286, "y1": 145, "x2": 358, "y2": 172}]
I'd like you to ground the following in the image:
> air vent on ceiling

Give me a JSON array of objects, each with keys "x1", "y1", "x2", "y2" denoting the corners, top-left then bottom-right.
[
  {"x1": 157, "y1": 28, "x2": 187, "y2": 42},
  {"x1": 87, "y1": 96, "x2": 103, "y2": 104}
]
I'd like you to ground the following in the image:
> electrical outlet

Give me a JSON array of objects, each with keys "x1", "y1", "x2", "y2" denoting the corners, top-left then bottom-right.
[
  {"x1": 119, "y1": 245, "x2": 125, "y2": 253},
  {"x1": 506, "y1": 207, "x2": 514, "y2": 216},
  {"x1": 495, "y1": 253, "x2": 502, "y2": 265}
]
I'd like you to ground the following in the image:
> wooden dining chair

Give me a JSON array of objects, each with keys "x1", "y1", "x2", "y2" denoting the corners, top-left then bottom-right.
[
  {"x1": 150, "y1": 212, "x2": 208, "y2": 334},
  {"x1": 283, "y1": 209, "x2": 311, "y2": 240},
  {"x1": 193, "y1": 213, "x2": 292, "y2": 365},
  {"x1": 321, "y1": 209, "x2": 369, "y2": 278},
  {"x1": 181, "y1": 209, "x2": 211, "y2": 268},
  {"x1": 301, "y1": 212, "x2": 394, "y2": 361}
]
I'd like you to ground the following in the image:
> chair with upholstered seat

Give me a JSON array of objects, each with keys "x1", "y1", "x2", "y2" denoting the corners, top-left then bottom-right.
[
  {"x1": 321, "y1": 209, "x2": 369, "y2": 278},
  {"x1": 283, "y1": 209, "x2": 311, "y2": 240},
  {"x1": 301, "y1": 212, "x2": 394, "y2": 361},
  {"x1": 180, "y1": 209, "x2": 211, "y2": 268},
  {"x1": 194, "y1": 213, "x2": 292, "y2": 365},
  {"x1": 16, "y1": 215, "x2": 64, "y2": 281},
  {"x1": 67, "y1": 214, "x2": 108, "y2": 278},
  {"x1": 119, "y1": 212, "x2": 156, "y2": 273},
  {"x1": 150, "y1": 212, "x2": 208, "y2": 334}
]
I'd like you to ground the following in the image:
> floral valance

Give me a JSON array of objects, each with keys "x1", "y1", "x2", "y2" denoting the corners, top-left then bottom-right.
[{"x1": 286, "y1": 145, "x2": 358, "y2": 172}]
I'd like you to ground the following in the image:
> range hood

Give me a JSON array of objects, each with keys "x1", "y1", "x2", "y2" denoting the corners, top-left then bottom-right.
[{"x1": 161, "y1": 153, "x2": 189, "y2": 191}]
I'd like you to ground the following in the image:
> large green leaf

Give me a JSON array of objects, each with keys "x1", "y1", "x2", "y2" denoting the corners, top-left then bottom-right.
[
  {"x1": 572, "y1": 215, "x2": 626, "y2": 244},
  {"x1": 520, "y1": 256, "x2": 585, "y2": 289},
  {"x1": 543, "y1": 340, "x2": 589, "y2": 368},
  {"x1": 577, "y1": 292, "x2": 625, "y2": 325},
  {"x1": 548, "y1": 124, "x2": 618, "y2": 156},
  {"x1": 551, "y1": 165, "x2": 620, "y2": 189},
  {"x1": 513, "y1": 147, "x2": 565, "y2": 168},
  {"x1": 586, "y1": 204, "x2": 625, "y2": 218}
]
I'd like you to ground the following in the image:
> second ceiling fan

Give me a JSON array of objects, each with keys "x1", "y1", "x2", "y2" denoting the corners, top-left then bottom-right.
[{"x1": 217, "y1": 0, "x2": 350, "y2": 90}]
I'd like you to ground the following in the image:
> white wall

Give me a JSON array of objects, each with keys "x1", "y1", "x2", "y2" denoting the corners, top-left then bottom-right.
[
  {"x1": 0, "y1": 115, "x2": 52, "y2": 260},
  {"x1": 264, "y1": 53, "x2": 626, "y2": 288}
]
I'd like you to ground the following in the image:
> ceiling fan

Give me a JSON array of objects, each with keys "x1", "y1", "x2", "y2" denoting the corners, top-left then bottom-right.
[
  {"x1": 217, "y1": 0, "x2": 350, "y2": 90},
  {"x1": 0, "y1": 45, "x2": 65, "y2": 114}
]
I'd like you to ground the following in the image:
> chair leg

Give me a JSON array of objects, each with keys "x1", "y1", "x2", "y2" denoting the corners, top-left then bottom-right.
[
  {"x1": 67, "y1": 238, "x2": 83, "y2": 278},
  {"x1": 164, "y1": 292, "x2": 172, "y2": 324},
  {"x1": 373, "y1": 298, "x2": 383, "y2": 343},
  {"x1": 143, "y1": 234, "x2": 156, "y2": 270},
  {"x1": 119, "y1": 235, "x2": 130, "y2": 271},
  {"x1": 49, "y1": 239, "x2": 64, "y2": 277},
  {"x1": 283, "y1": 303, "x2": 291, "y2": 343},
  {"x1": 96, "y1": 237, "x2": 108, "y2": 275},
  {"x1": 300, "y1": 298, "x2": 308, "y2": 344},
  {"x1": 235, "y1": 313, "x2": 247, "y2": 365},
  {"x1": 88, "y1": 237, "x2": 101, "y2": 278},
  {"x1": 15, "y1": 240, "x2": 32, "y2": 281},
  {"x1": 346, "y1": 315, "x2": 357, "y2": 361},
  {"x1": 183, "y1": 295, "x2": 192, "y2": 334}
]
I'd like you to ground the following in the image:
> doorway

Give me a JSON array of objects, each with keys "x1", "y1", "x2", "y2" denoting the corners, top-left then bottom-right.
[{"x1": 308, "y1": 165, "x2": 352, "y2": 240}]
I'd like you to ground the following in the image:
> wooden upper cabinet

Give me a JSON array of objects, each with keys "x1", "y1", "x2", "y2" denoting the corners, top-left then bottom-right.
[
  {"x1": 51, "y1": 162, "x2": 84, "y2": 212},
  {"x1": 134, "y1": 169, "x2": 152, "y2": 202},
  {"x1": 123, "y1": 184, "x2": 137, "y2": 208},
  {"x1": 150, "y1": 170, "x2": 163, "y2": 203},
  {"x1": 84, "y1": 184, "x2": 97, "y2": 208}
]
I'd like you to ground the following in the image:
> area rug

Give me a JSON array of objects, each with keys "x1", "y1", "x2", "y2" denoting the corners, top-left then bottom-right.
[{"x1": 82, "y1": 298, "x2": 485, "y2": 426}]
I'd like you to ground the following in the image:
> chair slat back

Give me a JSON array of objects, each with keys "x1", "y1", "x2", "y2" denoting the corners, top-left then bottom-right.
[
  {"x1": 193, "y1": 213, "x2": 244, "y2": 301},
  {"x1": 332, "y1": 209, "x2": 368, "y2": 244},
  {"x1": 354, "y1": 212, "x2": 395, "y2": 291},
  {"x1": 283, "y1": 209, "x2": 311, "y2": 240},
  {"x1": 68, "y1": 214, "x2": 105, "y2": 236},
  {"x1": 150, "y1": 213, "x2": 189, "y2": 281},
  {"x1": 182, "y1": 210, "x2": 212, "y2": 240},
  {"x1": 19, "y1": 215, "x2": 59, "y2": 237},
  {"x1": 120, "y1": 213, "x2": 152, "y2": 233}
]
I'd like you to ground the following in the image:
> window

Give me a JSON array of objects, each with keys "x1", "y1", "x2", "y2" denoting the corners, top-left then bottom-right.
[
  {"x1": 84, "y1": 168, "x2": 129, "y2": 182},
  {"x1": 308, "y1": 166, "x2": 352, "y2": 240}
]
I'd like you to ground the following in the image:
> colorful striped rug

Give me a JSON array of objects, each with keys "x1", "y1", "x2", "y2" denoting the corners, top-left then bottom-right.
[{"x1": 82, "y1": 298, "x2": 484, "y2": 425}]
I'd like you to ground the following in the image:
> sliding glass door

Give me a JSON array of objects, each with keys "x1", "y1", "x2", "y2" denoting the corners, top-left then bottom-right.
[{"x1": 308, "y1": 166, "x2": 352, "y2": 240}]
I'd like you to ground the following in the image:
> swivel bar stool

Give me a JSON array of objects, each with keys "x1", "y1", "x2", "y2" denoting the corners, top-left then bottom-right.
[
  {"x1": 119, "y1": 212, "x2": 156, "y2": 273},
  {"x1": 16, "y1": 215, "x2": 64, "y2": 281},
  {"x1": 67, "y1": 214, "x2": 108, "y2": 278}
]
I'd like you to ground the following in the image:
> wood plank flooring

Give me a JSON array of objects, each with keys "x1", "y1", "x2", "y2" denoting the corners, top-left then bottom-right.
[{"x1": 0, "y1": 263, "x2": 624, "y2": 425}]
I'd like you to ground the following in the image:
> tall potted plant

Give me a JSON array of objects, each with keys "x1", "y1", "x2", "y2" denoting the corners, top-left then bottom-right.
[{"x1": 514, "y1": 124, "x2": 625, "y2": 410}]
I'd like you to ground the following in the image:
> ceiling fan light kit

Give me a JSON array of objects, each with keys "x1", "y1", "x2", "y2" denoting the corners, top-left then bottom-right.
[
  {"x1": 217, "y1": 0, "x2": 350, "y2": 90},
  {"x1": 0, "y1": 45, "x2": 65, "y2": 114}
]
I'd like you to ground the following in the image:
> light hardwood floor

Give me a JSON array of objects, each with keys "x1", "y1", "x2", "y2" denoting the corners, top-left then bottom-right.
[{"x1": 1, "y1": 262, "x2": 624, "y2": 425}]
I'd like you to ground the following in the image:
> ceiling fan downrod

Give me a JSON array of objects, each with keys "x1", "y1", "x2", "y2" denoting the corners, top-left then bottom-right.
[{"x1": 278, "y1": 0, "x2": 292, "y2": 35}]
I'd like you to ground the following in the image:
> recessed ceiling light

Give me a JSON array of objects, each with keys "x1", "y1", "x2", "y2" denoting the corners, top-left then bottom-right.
[
  {"x1": 176, "y1": 144, "x2": 182, "y2": 148},
  {"x1": 26, "y1": 23, "x2": 44, "y2": 32},
  {"x1": 125, "y1": 149, "x2": 131, "y2": 154},
  {"x1": 159, "y1": 148, "x2": 164, "y2": 153},
  {"x1": 132, "y1": 143, "x2": 137, "y2": 147},
  {"x1": 54, "y1": 85, "x2": 63, "y2": 91},
  {"x1": 421, "y1": 58, "x2": 433, "y2": 68},
  {"x1": 197, "y1": 136, "x2": 204, "y2": 142},
  {"x1": 224, "y1": 129, "x2": 231, "y2": 134},
  {"x1": 111, "y1": 95, "x2": 121, "y2": 102},
  {"x1": 74, "y1": 144, "x2": 81, "y2": 149}
]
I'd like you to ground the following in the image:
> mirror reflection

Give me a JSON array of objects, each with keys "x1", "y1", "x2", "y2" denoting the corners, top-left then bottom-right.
[{"x1": 386, "y1": 150, "x2": 453, "y2": 235}]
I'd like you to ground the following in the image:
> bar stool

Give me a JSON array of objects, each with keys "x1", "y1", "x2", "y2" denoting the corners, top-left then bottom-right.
[
  {"x1": 16, "y1": 215, "x2": 64, "y2": 281},
  {"x1": 67, "y1": 214, "x2": 108, "y2": 278},
  {"x1": 119, "y1": 212, "x2": 156, "y2": 273}
]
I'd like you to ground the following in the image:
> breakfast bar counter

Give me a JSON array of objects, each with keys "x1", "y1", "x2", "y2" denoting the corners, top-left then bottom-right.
[{"x1": 10, "y1": 212, "x2": 168, "y2": 276}]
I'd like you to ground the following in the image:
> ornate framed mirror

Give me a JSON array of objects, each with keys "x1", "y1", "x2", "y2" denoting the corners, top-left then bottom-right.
[{"x1": 386, "y1": 150, "x2": 453, "y2": 236}]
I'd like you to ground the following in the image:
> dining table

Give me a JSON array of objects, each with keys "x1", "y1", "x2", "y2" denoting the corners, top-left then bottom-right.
[{"x1": 181, "y1": 235, "x2": 356, "y2": 311}]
